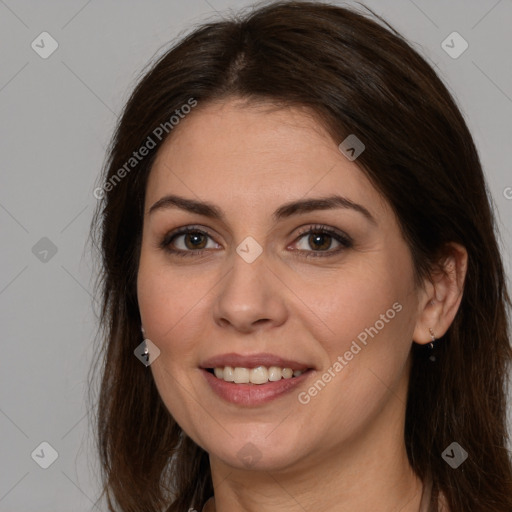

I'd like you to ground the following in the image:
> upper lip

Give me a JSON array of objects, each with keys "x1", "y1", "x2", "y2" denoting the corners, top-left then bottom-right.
[{"x1": 200, "y1": 353, "x2": 313, "y2": 371}]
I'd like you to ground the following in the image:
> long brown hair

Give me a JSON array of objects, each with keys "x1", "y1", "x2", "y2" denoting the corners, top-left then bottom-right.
[{"x1": 89, "y1": 2, "x2": 512, "y2": 510}]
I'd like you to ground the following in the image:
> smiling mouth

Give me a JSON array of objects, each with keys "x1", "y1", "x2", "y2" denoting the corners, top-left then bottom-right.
[{"x1": 205, "y1": 365, "x2": 312, "y2": 385}]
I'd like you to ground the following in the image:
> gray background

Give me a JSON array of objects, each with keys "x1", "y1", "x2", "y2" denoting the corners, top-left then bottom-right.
[{"x1": 0, "y1": 0, "x2": 511, "y2": 510}]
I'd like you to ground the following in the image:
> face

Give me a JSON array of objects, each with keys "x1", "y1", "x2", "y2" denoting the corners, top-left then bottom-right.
[{"x1": 137, "y1": 98, "x2": 426, "y2": 473}]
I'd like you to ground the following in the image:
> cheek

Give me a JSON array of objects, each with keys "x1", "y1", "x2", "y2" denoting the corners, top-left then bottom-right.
[
  {"x1": 137, "y1": 265, "x2": 175, "y2": 338},
  {"x1": 313, "y1": 292, "x2": 412, "y2": 389},
  {"x1": 137, "y1": 254, "x2": 215, "y2": 364},
  {"x1": 137, "y1": 247, "x2": 185, "y2": 332},
  {"x1": 137, "y1": 256, "x2": 214, "y2": 435},
  {"x1": 292, "y1": 257, "x2": 413, "y2": 353},
  {"x1": 296, "y1": 299, "x2": 415, "y2": 445},
  {"x1": 296, "y1": 254, "x2": 417, "y2": 403}
]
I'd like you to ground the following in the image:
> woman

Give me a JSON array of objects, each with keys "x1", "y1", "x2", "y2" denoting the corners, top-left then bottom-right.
[{"x1": 89, "y1": 2, "x2": 512, "y2": 511}]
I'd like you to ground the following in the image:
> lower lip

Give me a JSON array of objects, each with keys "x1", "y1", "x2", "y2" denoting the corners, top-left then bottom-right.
[{"x1": 201, "y1": 369, "x2": 313, "y2": 406}]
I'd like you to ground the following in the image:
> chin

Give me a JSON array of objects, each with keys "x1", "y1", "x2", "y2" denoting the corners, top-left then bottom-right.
[{"x1": 205, "y1": 432, "x2": 309, "y2": 472}]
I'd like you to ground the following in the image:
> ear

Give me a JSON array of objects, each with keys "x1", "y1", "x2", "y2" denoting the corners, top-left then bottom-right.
[{"x1": 412, "y1": 242, "x2": 468, "y2": 344}]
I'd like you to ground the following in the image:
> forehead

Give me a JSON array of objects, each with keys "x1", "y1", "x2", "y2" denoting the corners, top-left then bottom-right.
[{"x1": 145, "y1": 98, "x2": 388, "y2": 218}]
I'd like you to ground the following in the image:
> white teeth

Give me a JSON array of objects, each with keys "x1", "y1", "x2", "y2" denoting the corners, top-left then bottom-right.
[
  {"x1": 223, "y1": 366, "x2": 234, "y2": 382},
  {"x1": 268, "y1": 366, "x2": 283, "y2": 381},
  {"x1": 233, "y1": 367, "x2": 250, "y2": 383},
  {"x1": 250, "y1": 366, "x2": 269, "y2": 384},
  {"x1": 211, "y1": 365, "x2": 306, "y2": 384},
  {"x1": 282, "y1": 368, "x2": 293, "y2": 379}
]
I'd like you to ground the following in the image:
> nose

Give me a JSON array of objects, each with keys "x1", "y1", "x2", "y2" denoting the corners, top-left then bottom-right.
[{"x1": 212, "y1": 251, "x2": 288, "y2": 334}]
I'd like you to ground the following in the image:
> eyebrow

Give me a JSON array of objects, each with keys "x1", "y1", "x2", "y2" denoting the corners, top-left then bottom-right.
[{"x1": 148, "y1": 194, "x2": 376, "y2": 225}]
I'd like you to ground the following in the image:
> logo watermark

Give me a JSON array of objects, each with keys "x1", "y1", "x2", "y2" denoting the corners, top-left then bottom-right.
[
  {"x1": 441, "y1": 442, "x2": 468, "y2": 468},
  {"x1": 237, "y1": 442, "x2": 263, "y2": 467},
  {"x1": 441, "y1": 31, "x2": 468, "y2": 60},
  {"x1": 338, "y1": 134, "x2": 365, "y2": 161}
]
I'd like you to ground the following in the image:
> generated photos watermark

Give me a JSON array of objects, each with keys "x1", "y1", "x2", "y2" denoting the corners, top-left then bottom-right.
[
  {"x1": 93, "y1": 98, "x2": 198, "y2": 199},
  {"x1": 298, "y1": 301, "x2": 403, "y2": 404}
]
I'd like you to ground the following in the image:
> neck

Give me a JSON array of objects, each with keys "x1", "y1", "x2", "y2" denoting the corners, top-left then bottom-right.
[{"x1": 207, "y1": 374, "x2": 424, "y2": 512}]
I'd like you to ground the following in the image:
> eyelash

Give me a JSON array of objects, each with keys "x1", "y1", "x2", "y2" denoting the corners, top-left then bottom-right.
[{"x1": 159, "y1": 224, "x2": 353, "y2": 258}]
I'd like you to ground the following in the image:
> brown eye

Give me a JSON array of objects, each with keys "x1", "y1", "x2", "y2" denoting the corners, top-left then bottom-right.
[
  {"x1": 291, "y1": 225, "x2": 353, "y2": 257},
  {"x1": 307, "y1": 232, "x2": 334, "y2": 251},
  {"x1": 182, "y1": 232, "x2": 208, "y2": 250},
  {"x1": 161, "y1": 227, "x2": 221, "y2": 255}
]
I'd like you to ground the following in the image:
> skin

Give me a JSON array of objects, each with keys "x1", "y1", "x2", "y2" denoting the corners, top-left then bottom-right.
[{"x1": 137, "y1": 97, "x2": 466, "y2": 512}]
